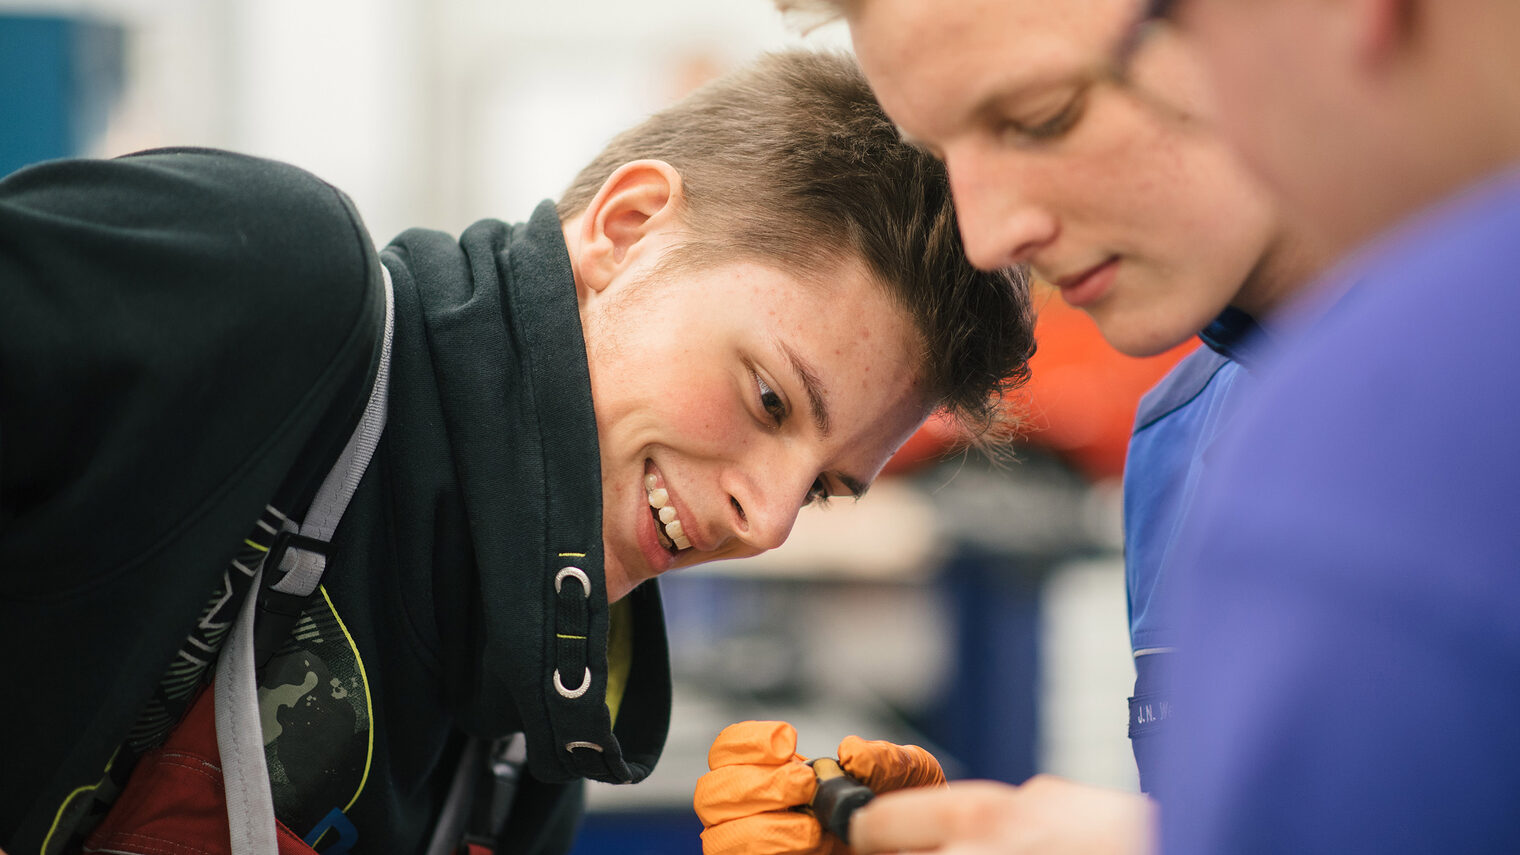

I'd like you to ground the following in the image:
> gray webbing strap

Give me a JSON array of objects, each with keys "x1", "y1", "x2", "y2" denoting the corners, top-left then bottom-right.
[
  {"x1": 270, "y1": 265, "x2": 396, "y2": 597},
  {"x1": 216, "y1": 563, "x2": 278, "y2": 854},
  {"x1": 423, "y1": 734, "x2": 528, "y2": 855},
  {"x1": 217, "y1": 266, "x2": 395, "y2": 855},
  {"x1": 424, "y1": 737, "x2": 482, "y2": 855}
]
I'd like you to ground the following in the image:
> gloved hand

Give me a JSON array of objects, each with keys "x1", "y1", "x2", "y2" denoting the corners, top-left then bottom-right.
[
  {"x1": 836, "y1": 734, "x2": 946, "y2": 792},
  {"x1": 694, "y1": 721, "x2": 946, "y2": 855}
]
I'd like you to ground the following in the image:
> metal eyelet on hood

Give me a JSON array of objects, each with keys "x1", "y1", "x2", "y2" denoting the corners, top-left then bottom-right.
[
  {"x1": 555, "y1": 566, "x2": 591, "y2": 596},
  {"x1": 553, "y1": 667, "x2": 591, "y2": 699}
]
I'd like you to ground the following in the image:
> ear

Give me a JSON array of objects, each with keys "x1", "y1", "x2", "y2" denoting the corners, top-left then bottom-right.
[{"x1": 574, "y1": 159, "x2": 685, "y2": 295}]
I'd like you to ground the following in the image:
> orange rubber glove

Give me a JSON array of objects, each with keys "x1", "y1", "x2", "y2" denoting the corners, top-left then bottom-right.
[{"x1": 694, "y1": 721, "x2": 947, "y2": 855}]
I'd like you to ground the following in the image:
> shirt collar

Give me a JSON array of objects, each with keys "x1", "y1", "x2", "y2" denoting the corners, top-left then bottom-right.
[{"x1": 1199, "y1": 306, "x2": 1269, "y2": 369}]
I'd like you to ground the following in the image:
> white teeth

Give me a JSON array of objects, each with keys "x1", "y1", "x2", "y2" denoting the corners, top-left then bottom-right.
[{"x1": 645, "y1": 476, "x2": 691, "y2": 551}]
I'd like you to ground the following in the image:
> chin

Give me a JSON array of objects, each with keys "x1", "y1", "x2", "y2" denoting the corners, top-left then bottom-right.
[
  {"x1": 1096, "y1": 303, "x2": 1218, "y2": 358},
  {"x1": 603, "y1": 549, "x2": 657, "y2": 604},
  {"x1": 603, "y1": 562, "x2": 631, "y2": 604},
  {"x1": 1100, "y1": 325, "x2": 1191, "y2": 359}
]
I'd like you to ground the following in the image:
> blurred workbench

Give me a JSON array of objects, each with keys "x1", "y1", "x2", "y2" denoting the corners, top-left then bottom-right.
[{"x1": 573, "y1": 452, "x2": 1136, "y2": 854}]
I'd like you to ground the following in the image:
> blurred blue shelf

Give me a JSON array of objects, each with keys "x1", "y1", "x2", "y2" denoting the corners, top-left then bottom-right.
[
  {"x1": 0, "y1": 13, "x2": 124, "y2": 176},
  {"x1": 570, "y1": 810, "x2": 703, "y2": 855}
]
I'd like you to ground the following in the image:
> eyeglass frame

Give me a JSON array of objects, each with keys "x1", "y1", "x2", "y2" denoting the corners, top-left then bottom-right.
[{"x1": 1114, "y1": 0, "x2": 1184, "y2": 81}]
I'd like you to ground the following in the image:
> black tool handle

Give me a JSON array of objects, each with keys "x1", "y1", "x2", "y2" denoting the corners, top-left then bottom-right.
[{"x1": 810, "y1": 757, "x2": 875, "y2": 844}]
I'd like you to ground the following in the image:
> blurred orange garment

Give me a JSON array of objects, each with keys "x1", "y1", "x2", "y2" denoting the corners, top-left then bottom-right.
[
  {"x1": 1017, "y1": 287, "x2": 1196, "y2": 482},
  {"x1": 884, "y1": 285, "x2": 1195, "y2": 482}
]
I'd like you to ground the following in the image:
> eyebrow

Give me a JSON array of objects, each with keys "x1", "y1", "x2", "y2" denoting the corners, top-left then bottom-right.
[{"x1": 779, "y1": 339, "x2": 832, "y2": 437}]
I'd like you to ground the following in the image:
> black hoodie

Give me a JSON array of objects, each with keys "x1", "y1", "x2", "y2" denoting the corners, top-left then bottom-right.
[{"x1": 0, "y1": 149, "x2": 671, "y2": 854}]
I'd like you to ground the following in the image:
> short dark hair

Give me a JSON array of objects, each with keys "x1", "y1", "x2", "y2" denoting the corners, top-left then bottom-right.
[{"x1": 559, "y1": 49, "x2": 1034, "y2": 446}]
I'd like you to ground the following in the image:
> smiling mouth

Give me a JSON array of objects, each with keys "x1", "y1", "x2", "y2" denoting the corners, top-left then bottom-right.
[{"x1": 645, "y1": 473, "x2": 692, "y2": 553}]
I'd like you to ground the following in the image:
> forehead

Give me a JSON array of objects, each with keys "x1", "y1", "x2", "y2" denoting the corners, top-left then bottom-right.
[
  {"x1": 742, "y1": 258, "x2": 931, "y2": 447},
  {"x1": 854, "y1": 0, "x2": 1125, "y2": 58},
  {"x1": 747, "y1": 255, "x2": 921, "y2": 360},
  {"x1": 851, "y1": 0, "x2": 1131, "y2": 132},
  {"x1": 742, "y1": 255, "x2": 918, "y2": 353}
]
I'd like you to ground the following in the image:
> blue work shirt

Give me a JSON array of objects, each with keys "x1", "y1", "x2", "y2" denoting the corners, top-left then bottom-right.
[
  {"x1": 1163, "y1": 169, "x2": 1520, "y2": 853},
  {"x1": 1122, "y1": 308, "x2": 1262, "y2": 791}
]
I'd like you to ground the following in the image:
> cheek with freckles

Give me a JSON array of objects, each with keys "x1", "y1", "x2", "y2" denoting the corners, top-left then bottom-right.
[{"x1": 654, "y1": 373, "x2": 755, "y2": 456}]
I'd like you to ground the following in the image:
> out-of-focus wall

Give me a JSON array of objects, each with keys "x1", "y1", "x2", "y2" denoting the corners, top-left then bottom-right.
[{"x1": 3, "y1": 0, "x2": 846, "y2": 241}]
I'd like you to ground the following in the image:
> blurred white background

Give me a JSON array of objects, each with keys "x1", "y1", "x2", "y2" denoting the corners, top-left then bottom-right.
[{"x1": 2, "y1": 0, "x2": 848, "y2": 241}]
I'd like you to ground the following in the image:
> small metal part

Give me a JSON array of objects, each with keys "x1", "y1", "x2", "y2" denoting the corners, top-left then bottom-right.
[{"x1": 809, "y1": 758, "x2": 875, "y2": 845}]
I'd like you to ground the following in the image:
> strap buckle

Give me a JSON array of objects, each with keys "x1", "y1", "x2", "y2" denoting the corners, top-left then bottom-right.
[
  {"x1": 265, "y1": 529, "x2": 330, "y2": 577},
  {"x1": 252, "y1": 529, "x2": 332, "y2": 667}
]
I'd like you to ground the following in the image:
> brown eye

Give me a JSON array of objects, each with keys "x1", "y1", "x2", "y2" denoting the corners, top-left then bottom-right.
[{"x1": 756, "y1": 374, "x2": 787, "y2": 425}]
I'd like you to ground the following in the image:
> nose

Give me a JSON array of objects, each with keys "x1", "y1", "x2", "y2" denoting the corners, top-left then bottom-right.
[
  {"x1": 944, "y1": 144, "x2": 1060, "y2": 271},
  {"x1": 723, "y1": 461, "x2": 813, "y2": 554}
]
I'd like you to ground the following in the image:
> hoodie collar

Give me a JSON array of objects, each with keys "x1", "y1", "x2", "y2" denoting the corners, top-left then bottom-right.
[{"x1": 417, "y1": 201, "x2": 671, "y2": 784}]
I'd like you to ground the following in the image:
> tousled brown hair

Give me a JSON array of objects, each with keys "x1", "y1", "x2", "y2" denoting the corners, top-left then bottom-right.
[{"x1": 558, "y1": 50, "x2": 1034, "y2": 448}]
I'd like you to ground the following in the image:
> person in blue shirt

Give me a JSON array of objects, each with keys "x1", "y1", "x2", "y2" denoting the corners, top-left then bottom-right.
[
  {"x1": 694, "y1": 3, "x2": 1330, "y2": 854},
  {"x1": 1120, "y1": 306, "x2": 1266, "y2": 792},
  {"x1": 811, "y1": 2, "x2": 1319, "y2": 796},
  {"x1": 1138, "y1": 1, "x2": 1520, "y2": 852}
]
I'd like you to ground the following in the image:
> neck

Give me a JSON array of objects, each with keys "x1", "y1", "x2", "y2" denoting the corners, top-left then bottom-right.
[
  {"x1": 1332, "y1": 0, "x2": 1520, "y2": 255},
  {"x1": 1232, "y1": 225, "x2": 1335, "y2": 319}
]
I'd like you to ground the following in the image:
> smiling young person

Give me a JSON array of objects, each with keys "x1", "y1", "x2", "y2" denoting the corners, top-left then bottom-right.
[
  {"x1": 555, "y1": 52, "x2": 1032, "y2": 603},
  {"x1": 693, "y1": 2, "x2": 1323, "y2": 855},
  {"x1": 0, "y1": 50, "x2": 1032, "y2": 855}
]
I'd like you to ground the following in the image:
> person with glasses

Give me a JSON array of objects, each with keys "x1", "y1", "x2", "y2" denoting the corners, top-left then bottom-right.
[
  {"x1": 1129, "y1": 2, "x2": 1520, "y2": 853},
  {"x1": 692, "y1": 2, "x2": 1330, "y2": 854}
]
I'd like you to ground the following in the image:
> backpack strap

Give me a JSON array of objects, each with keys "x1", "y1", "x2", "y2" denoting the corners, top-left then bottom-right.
[
  {"x1": 423, "y1": 734, "x2": 528, "y2": 855},
  {"x1": 217, "y1": 265, "x2": 395, "y2": 855}
]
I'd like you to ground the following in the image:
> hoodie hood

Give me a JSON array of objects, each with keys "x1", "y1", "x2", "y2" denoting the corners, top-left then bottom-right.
[{"x1": 381, "y1": 201, "x2": 671, "y2": 785}]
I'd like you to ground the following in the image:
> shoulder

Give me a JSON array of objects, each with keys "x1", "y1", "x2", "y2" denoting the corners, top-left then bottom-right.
[
  {"x1": 1181, "y1": 183, "x2": 1520, "y2": 584},
  {"x1": 1132, "y1": 345, "x2": 1236, "y2": 434},
  {"x1": 4, "y1": 147, "x2": 354, "y2": 225},
  {"x1": 7, "y1": 146, "x2": 338, "y2": 196},
  {"x1": 3, "y1": 147, "x2": 380, "y2": 341},
  {"x1": 1244, "y1": 187, "x2": 1520, "y2": 454}
]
